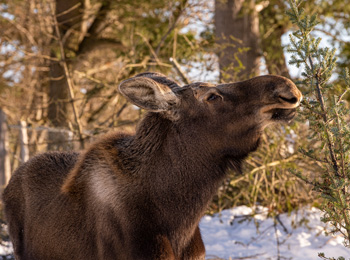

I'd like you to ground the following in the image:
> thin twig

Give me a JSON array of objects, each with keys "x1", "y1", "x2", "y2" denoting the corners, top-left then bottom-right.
[
  {"x1": 313, "y1": 28, "x2": 349, "y2": 44},
  {"x1": 337, "y1": 88, "x2": 350, "y2": 105},
  {"x1": 2, "y1": 16, "x2": 37, "y2": 47},
  {"x1": 275, "y1": 214, "x2": 289, "y2": 234},
  {"x1": 299, "y1": 148, "x2": 328, "y2": 164},
  {"x1": 249, "y1": 155, "x2": 298, "y2": 175},
  {"x1": 334, "y1": 109, "x2": 346, "y2": 179},
  {"x1": 154, "y1": 0, "x2": 188, "y2": 56},
  {"x1": 169, "y1": 57, "x2": 190, "y2": 84},
  {"x1": 55, "y1": 2, "x2": 81, "y2": 18},
  {"x1": 273, "y1": 218, "x2": 281, "y2": 260}
]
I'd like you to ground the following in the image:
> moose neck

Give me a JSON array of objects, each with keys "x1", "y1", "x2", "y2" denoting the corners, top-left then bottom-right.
[
  {"x1": 118, "y1": 113, "x2": 259, "y2": 221},
  {"x1": 126, "y1": 113, "x2": 229, "y2": 179}
]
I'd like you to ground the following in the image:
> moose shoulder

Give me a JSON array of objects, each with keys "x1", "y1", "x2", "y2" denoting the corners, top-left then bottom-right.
[{"x1": 3, "y1": 72, "x2": 302, "y2": 260}]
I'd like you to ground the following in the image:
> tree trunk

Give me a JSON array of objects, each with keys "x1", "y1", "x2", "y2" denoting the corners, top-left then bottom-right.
[
  {"x1": 0, "y1": 109, "x2": 11, "y2": 188},
  {"x1": 47, "y1": 0, "x2": 83, "y2": 150},
  {"x1": 215, "y1": 0, "x2": 261, "y2": 82},
  {"x1": 48, "y1": 57, "x2": 70, "y2": 128},
  {"x1": 260, "y1": 2, "x2": 290, "y2": 78},
  {"x1": 19, "y1": 121, "x2": 30, "y2": 163}
]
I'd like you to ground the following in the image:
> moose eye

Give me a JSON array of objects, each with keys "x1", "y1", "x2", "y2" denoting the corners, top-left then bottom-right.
[{"x1": 207, "y1": 94, "x2": 220, "y2": 101}]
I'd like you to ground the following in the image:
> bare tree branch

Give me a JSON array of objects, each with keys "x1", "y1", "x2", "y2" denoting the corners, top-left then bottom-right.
[
  {"x1": 155, "y1": 0, "x2": 189, "y2": 56},
  {"x1": 169, "y1": 57, "x2": 190, "y2": 84}
]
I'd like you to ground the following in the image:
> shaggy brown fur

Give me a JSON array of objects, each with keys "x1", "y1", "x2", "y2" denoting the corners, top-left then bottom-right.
[{"x1": 3, "y1": 72, "x2": 302, "y2": 260}]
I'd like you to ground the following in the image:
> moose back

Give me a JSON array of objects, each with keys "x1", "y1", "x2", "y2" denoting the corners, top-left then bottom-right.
[{"x1": 3, "y1": 72, "x2": 302, "y2": 260}]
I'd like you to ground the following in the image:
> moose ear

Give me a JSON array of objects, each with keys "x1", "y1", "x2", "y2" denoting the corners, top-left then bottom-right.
[{"x1": 118, "y1": 77, "x2": 179, "y2": 112}]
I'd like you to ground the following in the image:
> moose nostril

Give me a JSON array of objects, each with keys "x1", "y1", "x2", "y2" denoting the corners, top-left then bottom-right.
[{"x1": 279, "y1": 96, "x2": 298, "y2": 104}]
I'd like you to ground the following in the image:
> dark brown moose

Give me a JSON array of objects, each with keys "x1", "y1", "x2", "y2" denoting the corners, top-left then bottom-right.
[{"x1": 3, "y1": 72, "x2": 302, "y2": 260}]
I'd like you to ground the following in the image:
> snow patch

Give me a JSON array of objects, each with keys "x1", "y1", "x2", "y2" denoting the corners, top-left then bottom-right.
[{"x1": 200, "y1": 206, "x2": 349, "y2": 260}]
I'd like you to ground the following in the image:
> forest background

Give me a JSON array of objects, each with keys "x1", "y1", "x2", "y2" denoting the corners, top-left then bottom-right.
[{"x1": 0, "y1": 0, "x2": 350, "y2": 245}]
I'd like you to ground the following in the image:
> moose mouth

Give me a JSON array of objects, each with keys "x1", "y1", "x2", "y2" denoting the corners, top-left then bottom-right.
[{"x1": 270, "y1": 108, "x2": 297, "y2": 121}]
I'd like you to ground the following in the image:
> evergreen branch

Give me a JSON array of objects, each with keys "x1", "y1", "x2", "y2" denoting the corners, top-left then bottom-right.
[
  {"x1": 308, "y1": 56, "x2": 340, "y2": 177},
  {"x1": 287, "y1": 0, "x2": 350, "y2": 249}
]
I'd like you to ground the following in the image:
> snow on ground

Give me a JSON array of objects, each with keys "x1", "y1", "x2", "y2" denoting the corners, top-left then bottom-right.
[
  {"x1": 0, "y1": 206, "x2": 349, "y2": 259},
  {"x1": 201, "y1": 206, "x2": 350, "y2": 260},
  {"x1": 0, "y1": 240, "x2": 13, "y2": 258}
]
